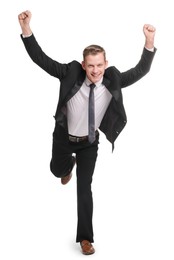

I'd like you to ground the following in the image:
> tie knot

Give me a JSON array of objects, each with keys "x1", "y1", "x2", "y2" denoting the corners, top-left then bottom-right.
[{"x1": 89, "y1": 83, "x2": 96, "y2": 90}]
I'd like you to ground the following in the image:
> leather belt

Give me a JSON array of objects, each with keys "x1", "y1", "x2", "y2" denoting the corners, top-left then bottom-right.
[{"x1": 69, "y1": 131, "x2": 98, "y2": 143}]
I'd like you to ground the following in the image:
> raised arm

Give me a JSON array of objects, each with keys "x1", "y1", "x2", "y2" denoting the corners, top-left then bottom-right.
[
  {"x1": 120, "y1": 24, "x2": 156, "y2": 88},
  {"x1": 18, "y1": 10, "x2": 72, "y2": 79}
]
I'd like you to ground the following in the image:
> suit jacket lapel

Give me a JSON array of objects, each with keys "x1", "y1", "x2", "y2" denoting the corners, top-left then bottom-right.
[{"x1": 61, "y1": 70, "x2": 86, "y2": 106}]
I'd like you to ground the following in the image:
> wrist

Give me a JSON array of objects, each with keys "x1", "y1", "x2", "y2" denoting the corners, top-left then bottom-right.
[
  {"x1": 145, "y1": 38, "x2": 154, "y2": 49},
  {"x1": 21, "y1": 26, "x2": 32, "y2": 37}
]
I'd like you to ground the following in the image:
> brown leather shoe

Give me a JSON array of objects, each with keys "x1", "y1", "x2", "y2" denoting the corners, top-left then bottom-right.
[
  {"x1": 61, "y1": 156, "x2": 76, "y2": 185},
  {"x1": 61, "y1": 172, "x2": 72, "y2": 185},
  {"x1": 80, "y1": 240, "x2": 95, "y2": 255}
]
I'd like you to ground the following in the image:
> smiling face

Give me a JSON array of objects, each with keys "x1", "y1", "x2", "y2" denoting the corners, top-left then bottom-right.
[{"x1": 81, "y1": 45, "x2": 108, "y2": 83}]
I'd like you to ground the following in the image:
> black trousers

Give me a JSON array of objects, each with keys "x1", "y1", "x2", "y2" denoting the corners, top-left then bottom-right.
[{"x1": 50, "y1": 124, "x2": 99, "y2": 243}]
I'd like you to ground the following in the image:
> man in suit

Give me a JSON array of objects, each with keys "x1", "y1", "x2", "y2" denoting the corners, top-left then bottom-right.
[{"x1": 18, "y1": 10, "x2": 156, "y2": 255}]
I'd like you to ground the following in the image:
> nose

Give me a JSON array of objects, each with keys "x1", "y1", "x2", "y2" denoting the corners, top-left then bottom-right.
[{"x1": 92, "y1": 66, "x2": 98, "y2": 73}]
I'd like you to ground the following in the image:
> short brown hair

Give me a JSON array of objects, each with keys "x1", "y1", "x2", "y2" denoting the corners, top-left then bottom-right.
[{"x1": 83, "y1": 44, "x2": 106, "y2": 60}]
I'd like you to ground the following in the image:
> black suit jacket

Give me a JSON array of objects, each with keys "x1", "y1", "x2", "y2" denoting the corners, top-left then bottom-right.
[{"x1": 21, "y1": 34, "x2": 156, "y2": 150}]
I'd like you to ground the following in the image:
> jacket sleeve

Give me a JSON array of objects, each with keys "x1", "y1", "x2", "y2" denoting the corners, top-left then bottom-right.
[
  {"x1": 121, "y1": 47, "x2": 157, "y2": 88},
  {"x1": 20, "y1": 34, "x2": 71, "y2": 80}
]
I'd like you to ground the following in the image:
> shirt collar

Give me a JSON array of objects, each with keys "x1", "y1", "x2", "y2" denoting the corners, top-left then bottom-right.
[{"x1": 84, "y1": 77, "x2": 103, "y2": 88}]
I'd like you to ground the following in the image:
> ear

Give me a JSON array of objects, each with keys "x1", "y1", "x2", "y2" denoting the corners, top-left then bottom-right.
[
  {"x1": 81, "y1": 61, "x2": 86, "y2": 70},
  {"x1": 105, "y1": 60, "x2": 108, "y2": 68}
]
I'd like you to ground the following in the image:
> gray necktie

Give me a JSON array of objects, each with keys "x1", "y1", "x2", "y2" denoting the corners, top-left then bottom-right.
[{"x1": 88, "y1": 83, "x2": 96, "y2": 143}]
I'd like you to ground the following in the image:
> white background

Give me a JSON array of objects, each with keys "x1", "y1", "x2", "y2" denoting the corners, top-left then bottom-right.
[{"x1": 0, "y1": 0, "x2": 174, "y2": 259}]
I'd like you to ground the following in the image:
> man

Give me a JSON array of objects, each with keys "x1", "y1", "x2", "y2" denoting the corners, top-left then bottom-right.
[{"x1": 18, "y1": 10, "x2": 156, "y2": 255}]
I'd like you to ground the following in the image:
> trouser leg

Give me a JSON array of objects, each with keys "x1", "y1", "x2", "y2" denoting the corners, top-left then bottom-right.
[
  {"x1": 50, "y1": 124, "x2": 99, "y2": 242},
  {"x1": 50, "y1": 135, "x2": 74, "y2": 178},
  {"x1": 75, "y1": 140, "x2": 99, "y2": 243}
]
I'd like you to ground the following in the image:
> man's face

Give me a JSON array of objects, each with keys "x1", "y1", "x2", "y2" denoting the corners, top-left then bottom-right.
[{"x1": 82, "y1": 53, "x2": 108, "y2": 83}]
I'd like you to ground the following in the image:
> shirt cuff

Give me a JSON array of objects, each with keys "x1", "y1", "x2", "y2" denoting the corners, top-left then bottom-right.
[
  {"x1": 22, "y1": 33, "x2": 32, "y2": 38},
  {"x1": 145, "y1": 47, "x2": 154, "y2": 52}
]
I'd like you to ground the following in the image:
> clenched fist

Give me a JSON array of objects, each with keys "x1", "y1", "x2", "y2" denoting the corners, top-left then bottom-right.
[
  {"x1": 143, "y1": 24, "x2": 156, "y2": 49},
  {"x1": 18, "y1": 10, "x2": 32, "y2": 36}
]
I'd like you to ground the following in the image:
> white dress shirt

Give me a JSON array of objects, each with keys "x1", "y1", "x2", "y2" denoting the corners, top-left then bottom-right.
[{"x1": 67, "y1": 77, "x2": 112, "y2": 137}]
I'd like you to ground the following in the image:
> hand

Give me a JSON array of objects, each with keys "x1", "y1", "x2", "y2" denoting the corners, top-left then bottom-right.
[
  {"x1": 18, "y1": 10, "x2": 32, "y2": 36},
  {"x1": 143, "y1": 24, "x2": 156, "y2": 49},
  {"x1": 143, "y1": 24, "x2": 156, "y2": 39}
]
